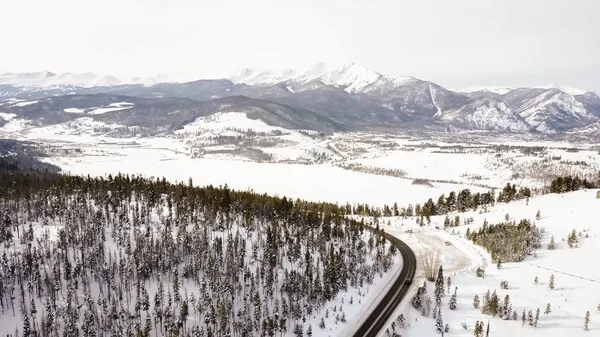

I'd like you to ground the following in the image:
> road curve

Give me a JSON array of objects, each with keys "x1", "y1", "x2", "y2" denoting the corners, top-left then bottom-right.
[{"x1": 353, "y1": 230, "x2": 417, "y2": 337}]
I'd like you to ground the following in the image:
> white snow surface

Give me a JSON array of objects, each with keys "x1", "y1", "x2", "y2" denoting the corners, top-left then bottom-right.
[
  {"x1": 87, "y1": 102, "x2": 134, "y2": 115},
  {"x1": 458, "y1": 86, "x2": 515, "y2": 95},
  {"x1": 11, "y1": 100, "x2": 38, "y2": 107},
  {"x1": 376, "y1": 189, "x2": 600, "y2": 337},
  {"x1": 49, "y1": 151, "x2": 483, "y2": 207},
  {"x1": 63, "y1": 107, "x2": 85, "y2": 114},
  {"x1": 538, "y1": 84, "x2": 589, "y2": 96},
  {"x1": 179, "y1": 112, "x2": 285, "y2": 134}
]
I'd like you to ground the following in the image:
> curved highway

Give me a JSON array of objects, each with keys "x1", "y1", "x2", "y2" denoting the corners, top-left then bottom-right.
[{"x1": 353, "y1": 230, "x2": 417, "y2": 337}]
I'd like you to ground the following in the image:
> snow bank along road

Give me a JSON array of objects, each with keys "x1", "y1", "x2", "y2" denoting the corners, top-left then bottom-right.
[{"x1": 353, "y1": 229, "x2": 417, "y2": 337}]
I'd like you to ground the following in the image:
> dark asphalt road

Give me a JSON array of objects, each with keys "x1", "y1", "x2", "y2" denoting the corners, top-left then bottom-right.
[{"x1": 353, "y1": 230, "x2": 417, "y2": 337}]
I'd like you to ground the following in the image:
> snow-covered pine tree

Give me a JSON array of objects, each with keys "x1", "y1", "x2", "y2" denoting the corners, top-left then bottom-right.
[
  {"x1": 435, "y1": 307, "x2": 444, "y2": 334},
  {"x1": 435, "y1": 266, "x2": 445, "y2": 305},
  {"x1": 544, "y1": 303, "x2": 551, "y2": 316},
  {"x1": 585, "y1": 311, "x2": 590, "y2": 331},
  {"x1": 489, "y1": 291, "x2": 499, "y2": 317},
  {"x1": 547, "y1": 236, "x2": 556, "y2": 250},
  {"x1": 482, "y1": 290, "x2": 491, "y2": 314},
  {"x1": 449, "y1": 293, "x2": 457, "y2": 310},
  {"x1": 473, "y1": 295, "x2": 480, "y2": 309}
]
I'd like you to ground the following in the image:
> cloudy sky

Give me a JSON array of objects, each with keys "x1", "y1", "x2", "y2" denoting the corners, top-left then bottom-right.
[{"x1": 2, "y1": 0, "x2": 599, "y2": 90}]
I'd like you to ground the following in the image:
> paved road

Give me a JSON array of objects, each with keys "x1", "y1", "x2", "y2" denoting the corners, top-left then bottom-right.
[{"x1": 353, "y1": 230, "x2": 417, "y2": 337}]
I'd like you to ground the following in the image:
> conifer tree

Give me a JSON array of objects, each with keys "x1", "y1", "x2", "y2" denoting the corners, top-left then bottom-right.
[
  {"x1": 473, "y1": 320, "x2": 483, "y2": 337},
  {"x1": 547, "y1": 236, "x2": 556, "y2": 250},
  {"x1": 435, "y1": 307, "x2": 444, "y2": 334},
  {"x1": 585, "y1": 311, "x2": 590, "y2": 331},
  {"x1": 549, "y1": 275, "x2": 555, "y2": 290},
  {"x1": 544, "y1": 303, "x2": 551, "y2": 316},
  {"x1": 449, "y1": 293, "x2": 457, "y2": 310},
  {"x1": 536, "y1": 210, "x2": 541, "y2": 220},
  {"x1": 435, "y1": 266, "x2": 445, "y2": 305},
  {"x1": 473, "y1": 295, "x2": 480, "y2": 309},
  {"x1": 489, "y1": 291, "x2": 499, "y2": 317}
]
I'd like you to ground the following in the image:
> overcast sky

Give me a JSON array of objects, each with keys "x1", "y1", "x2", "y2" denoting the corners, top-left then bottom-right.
[{"x1": 2, "y1": 0, "x2": 599, "y2": 90}]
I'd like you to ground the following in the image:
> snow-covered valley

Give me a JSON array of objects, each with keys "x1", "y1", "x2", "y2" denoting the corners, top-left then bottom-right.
[{"x1": 0, "y1": 106, "x2": 599, "y2": 337}]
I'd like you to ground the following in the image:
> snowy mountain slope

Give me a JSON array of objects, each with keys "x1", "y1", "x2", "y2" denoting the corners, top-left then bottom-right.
[
  {"x1": 539, "y1": 84, "x2": 589, "y2": 96},
  {"x1": 458, "y1": 86, "x2": 515, "y2": 95},
  {"x1": 505, "y1": 89, "x2": 597, "y2": 131},
  {"x1": 2, "y1": 63, "x2": 600, "y2": 133},
  {"x1": 438, "y1": 97, "x2": 530, "y2": 131},
  {"x1": 575, "y1": 91, "x2": 600, "y2": 118}
]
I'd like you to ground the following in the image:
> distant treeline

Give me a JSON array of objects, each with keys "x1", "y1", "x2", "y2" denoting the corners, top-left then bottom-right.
[{"x1": 549, "y1": 175, "x2": 596, "y2": 194}]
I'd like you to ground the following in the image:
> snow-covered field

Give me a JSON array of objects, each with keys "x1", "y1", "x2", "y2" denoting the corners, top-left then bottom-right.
[{"x1": 377, "y1": 189, "x2": 600, "y2": 336}]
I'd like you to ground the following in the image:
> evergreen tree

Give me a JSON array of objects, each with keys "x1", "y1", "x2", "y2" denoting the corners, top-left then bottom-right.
[
  {"x1": 482, "y1": 290, "x2": 491, "y2": 314},
  {"x1": 435, "y1": 266, "x2": 445, "y2": 305},
  {"x1": 22, "y1": 309, "x2": 31, "y2": 337},
  {"x1": 473, "y1": 295, "x2": 480, "y2": 309},
  {"x1": 435, "y1": 307, "x2": 444, "y2": 334},
  {"x1": 534, "y1": 308, "x2": 540, "y2": 327},
  {"x1": 568, "y1": 229, "x2": 578, "y2": 248},
  {"x1": 549, "y1": 275, "x2": 555, "y2": 290},
  {"x1": 473, "y1": 320, "x2": 483, "y2": 337},
  {"x1": 547, "y1": 236, "x2": 556, "y2": 250},
  {"x1": 449, "y1": 293, "x2": 457, "y2": 310},
  {"x1": 536, "y1": 210, "x2": 541, "y2": 220},
  {"x1": 489, "y1": 291, "x2": 499, "y2": 317},
  {"x1": 585, "y1": 311, "x2": 590, "y2": 331},
  {"x1": 544, "y1": 303, "x2": 551, "y2": 316},
  {"x1": 534, "y1": 276, "x2": 539, "y2": 285}
]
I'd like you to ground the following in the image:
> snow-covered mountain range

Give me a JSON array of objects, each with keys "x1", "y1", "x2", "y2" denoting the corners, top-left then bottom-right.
[{"x1": 1, "y1": 63, "x2": 599, "y2": 135}]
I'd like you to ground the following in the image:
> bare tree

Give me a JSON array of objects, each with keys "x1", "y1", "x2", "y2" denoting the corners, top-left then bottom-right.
[{"x1": 421, "y1": 249, "x2": 441, "y2": 281}]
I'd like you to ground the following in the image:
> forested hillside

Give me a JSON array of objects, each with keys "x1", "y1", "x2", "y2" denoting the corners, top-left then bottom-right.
[{"x1": 0, "y1": 165, "x2": 397, "y2": 337}]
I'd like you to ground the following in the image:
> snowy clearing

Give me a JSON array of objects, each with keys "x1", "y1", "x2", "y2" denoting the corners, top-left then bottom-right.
[{"x1": 377, "y1": 189, "x2": 600, "y2": 337}]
